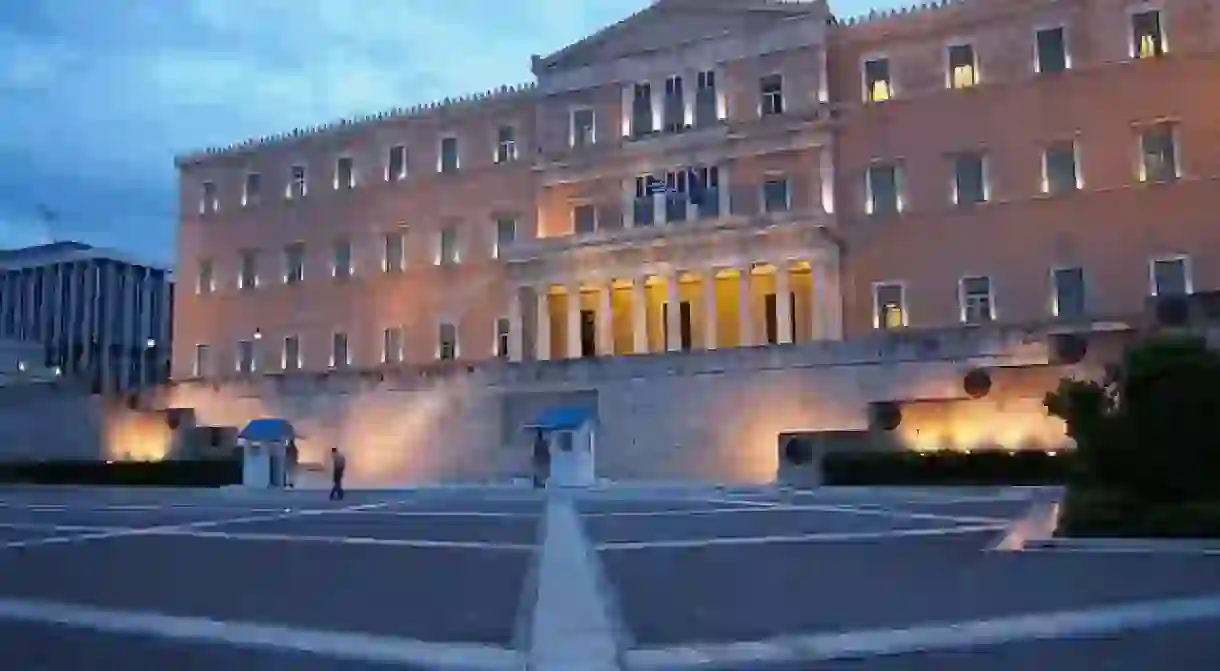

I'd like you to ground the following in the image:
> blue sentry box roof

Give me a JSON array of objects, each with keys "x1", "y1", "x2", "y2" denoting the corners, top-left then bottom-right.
[
  {"x1": 238, "y1": 418, "x2": 298, "y2": 442},
  {"x1": 523, "y1": 407, "x2": 596, "y2": 432}
]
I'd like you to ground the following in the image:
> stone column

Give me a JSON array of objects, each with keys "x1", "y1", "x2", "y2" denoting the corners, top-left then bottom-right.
[
  {"x1": 620, "y1": 84, "x2": 632, "y2": 138},
  {"x1": 652, "y1": 179, "x2": 665, "y2": 225},
  {"x1": 597, "y1": 283, "x2": 613, "y2": 356},
  {"x1": 738, "y1": 268, "x2": 753, "y2": 348},
  {"x1": 623, "y1": 178, "x2": 636, "y2": 229},
  {"x1": 703, "y1": 270, "x2": 718, "y2": 350},
  {"x1": 535, "y1": 285, "x2": 551, "y2": 360},
  {"x1": 508, "y1": 285, "x2": 524, "y2": 361},
  {"x1": 666, "y1": 272, "x2": 682, "y2": 352},
  {"x1": 566, "y1": 284, "x2": 582, "y2": 359},
  {"x1": 717, "y1": 163, "x2": 731, "y2": 216},
  {"x1": 811, "y1": 262, "x2": 828, "y2": 341},
  {"x1": 775, "y1": 263, "x2": 793, "y2": 345},
  {"x1": 824, "y1": 257, "x2": 843, "y2": 340},
  {"x1": 632, "y1": 278, "x2": 648, "y2": 354}
]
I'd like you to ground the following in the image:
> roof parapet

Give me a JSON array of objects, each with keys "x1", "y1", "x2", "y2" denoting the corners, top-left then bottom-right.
[
  {"x1": 833, "y1": 0, "x2": 966, "y2": 26},
  {"x1": 174, "y1": 81, "x2": 539, "y2": 167}
]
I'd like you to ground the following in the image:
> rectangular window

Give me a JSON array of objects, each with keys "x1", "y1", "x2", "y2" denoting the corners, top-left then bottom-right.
[
  {"x1": 631, "y1": 82, "x2": 653, "y2": 137},
  {"x1": 200, "y1": 181, "x2": 217, "y2": 215},
  {"x1": 952, "y1": 152, "x2": 987, "y2": 205},
  {"x1": 1151, "y1": 257, "x2": 1189, "y2": 296},
  {"x1": 573, "y1": 204, "x2": 598, "y2": 234},
  {"x1": 332, "y1": 238, "x2": 352, "y2": 279},
  {"x1": 494, "y1": 216, "x2": 516, "y2": 257},
  {"x1": 238, "y1": 249, "x2": 259, "y2": 291},
  {"x1": 382, "y1": 327, "x2": 403, "y2": 364},
  {"x1": 288, "y1": 165, "x2": 307, "y2": 199},
  {"x1": 694, "y1": 165, "x2": 720, "y2": 218},
  {"x1": 283, "y1": 242, "x2": 305, "y2": 285},
  {"x1": 1052, "y1": 267, "x2": 1086, "y2": 319},
  {"x1": 571, "y1": 108, "x2": 595, "y2": 148},
  {"x1": 335, "y1": 156, "x2": 354, "y2": 189},
  {"x1": 1140, "y1": 122, "x2": 1178, "y2": 182},
  {"x1": 383, "y1": 228, "x2": 406, "y2": 273},
  {"x1": 866, "y1": 163, "x2": 900, "y2": 215},
  {"x1": 236, "y1": 340, "x2": 255, "y2": 374},
  {"x1": 283, "y1": 335, "x2": 301, "y2": 371},
  {"x1": 762, "y1": 176, "x2": 789, "y2": 213},
  {"x1": 873, "y1": 283, "x2": 906, "y2": 329},
  {"x1": 387, "y1": 145, "x2": 407, "y2": 181},
  {"x1": 634, "y1": 176, "x2": 655, "y2": 226},
  {"x1": 496, "y1": 125, "x2": 517, "y2": 163},
  {"x1": 439, "y1": 227, "x2": 458, "y2": 265},
  {"x1": 242, "y1": 172, "x2": 261, "y2": 206},
  {"x1": 695, "y1": 70, "x2": 717, "y2": 127},
  {"x1": 439, "y1": 137, "x2": 459, "y2": 173},
  {"x1": 663, "y1": 75, "x2": 685, "y2": 132},
  {"x1": 960, "y1": 276, "x2": 994, "y2": 325},
  {"x1": 193, "y1": 344, "x2": 210, "y2": 377},
  {"x1": 197, "y1": 258, "x2": 214, "y2": 295},
  {"x1": 665, "y1": 170, "x2": 687, "y2": 223},
  {"x1": 1043, "y1": 141, "x2": 1079, "y2": 194},
  {"x1": 864, "y1": 58, "x2": 892, "y2": 102},
  {"x1": 948, "y1": 43, "x2": 978, "y2": 88},
  {"x1": 760, "y1": 74, "x2": 784, "y2": 116},
  {"x1": 496, "y1": 317, "x2": 510, "y2": 358},
  {"x1": 1036, "y1": 26, "x2": 1068, "y2": 73},
  {"x1": 330, "y1": 332, "x2": 349, "y2": 368},
  {"x1": 438, "y1": 323, "x2": 457, "y2": 360},
  {"x1": 1132, "y1": 9, "x2": 1165, "y2": 59}
]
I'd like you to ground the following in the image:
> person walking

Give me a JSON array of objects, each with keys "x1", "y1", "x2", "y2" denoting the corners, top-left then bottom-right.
[
  {"x1": 531, "y1": 429, "x2": 550, "y2": 490},
  {"x1": 284, "y1": 439, "x2": 299, "y2": 489},
  {"x1": 329, "y1": 446, "x2": 347, "y2": 501}
]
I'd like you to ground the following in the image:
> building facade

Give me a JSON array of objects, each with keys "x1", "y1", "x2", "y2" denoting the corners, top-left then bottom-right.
[
  {"x1": 0, "y1": 242, "x2": 174, "y2": 393},
  {"x1": 166, "y1": 0, "x2": 1220, "y2": 485}
]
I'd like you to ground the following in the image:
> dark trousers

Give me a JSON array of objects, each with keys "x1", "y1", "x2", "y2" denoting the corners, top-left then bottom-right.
[{"x1": 329, "y1": 470, "x2": 345, "y2": 500}]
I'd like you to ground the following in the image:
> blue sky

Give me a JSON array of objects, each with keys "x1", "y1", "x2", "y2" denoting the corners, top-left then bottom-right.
[{"x1": 0, "y1": 0, "x2": 910, "y2": 266}]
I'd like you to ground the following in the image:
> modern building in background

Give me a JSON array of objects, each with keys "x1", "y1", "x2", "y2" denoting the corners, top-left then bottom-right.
[{"x1": 0, "y1": 242, "x2": 174, "y2": 393}]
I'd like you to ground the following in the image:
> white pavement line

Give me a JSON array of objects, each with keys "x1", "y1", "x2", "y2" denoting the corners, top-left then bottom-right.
[
  {"x1": 596, "y1": 523, "x2": 1008, "y2": 551},
  {"x1": 0, "y1": 502, "x2": 389, "y2": 550},
  {"x1": 0, "y1": 597, "x2": 519, "y2": 671},
  {"x1": 0, "y1": 522, "x2": 135, "y2": 533},
  {"x1": 626, "y1": 592, "x2": 1220, "y2": 670},
  {"x1": 330, "y1": 510, "x2": 537, "y2": 519},
  {"x1": 790, "y1": 502, "x2": 1010, "y2": 526},
  {"x1": 529, "y1": 498, "x2": 622, "y2": 671},
  {"x1": 144, "y1": 529, "x2": 536, "y2": 550}
]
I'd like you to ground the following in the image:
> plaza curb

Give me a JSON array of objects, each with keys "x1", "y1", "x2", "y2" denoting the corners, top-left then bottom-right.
[{"x1": 1024, "y1": 536, "x2": 1220, "y2": 555}]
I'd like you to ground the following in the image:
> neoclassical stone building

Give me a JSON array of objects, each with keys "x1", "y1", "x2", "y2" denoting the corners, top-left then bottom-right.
[{"x1": 166, "y1": 0, "x2": 1220, "y2": 485}]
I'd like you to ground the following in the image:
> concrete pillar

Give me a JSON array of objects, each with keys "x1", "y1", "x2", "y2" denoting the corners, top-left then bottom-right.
[
  {"x1": 508, "y1": 285, "x2": 524, "y2": 361},
  {"x1": 666, "y1": 272, "x2": 682, "y2": 352},
  {"x1": 775, "y1": 263, "x2": 793, "y2": 345},
  {"x1": 536, "y1": 286, "x2": 551, "y2": 360},
  {"x1": 703, "y1": 270, "x2": 718, "y2": 350},
  {"x1": 566, "y1": 284, "x2": 582, "y2": 359},
  {"x1": 597, "y1": 282, "x2": 613, "y2": 356},
  {"x1": 738, "y1": 268, "x2": 753, "y2": 348},
  {"x1": 632, "y1": 279, "x2": 648, "y2": 354}
]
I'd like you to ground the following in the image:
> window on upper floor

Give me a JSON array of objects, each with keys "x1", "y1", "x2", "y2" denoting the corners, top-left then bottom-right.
[
  {"x1": 571, "y1": 108, "x2": 595, "y2": 149},
  {"x1": 495, "y1": 125, "x2": 517, "y2": 164},
  {"x1": 330, "y1": 332, "x2": 349, "y2": 369},
  {"x1": 494, "y1": 216, "x2": 516, "y2": 258},
  {"x1": 663, "y1": 75, "x2": 685, "y2": 132},
  {"x1": 693, "y1": 165, "x2": 720, "y2": 218},
  {"x1": 863, "y1": 58, "x2": 892, "y2": 102},
  {"x1": 873, "y1": 282, "x2": 907, "y2": 330},
  {"x1": 332, "y1": 238, "x2": 352, "y2": 280},
  {"x1": 495, "y1": 317, "x2": 510, "y2": 359},
  {"x1": 959, "y1": 276, "x2": 995, "y2": 325},
  {"x1": 236, "y1": 339, "x2": 255, "y2": 374},
  {"x1": 387, "y1": 145, "x2": 407, "y2": 181},
  {"x1": 383, "y1": 227, "x2": 406, "y2": 273},
  {"x1": 382, "y1": 327, "x2": 403, "y2": 364},
  {"x1": 288, "y1": 165, "x2": 307, "y2": 199},
  {"x1": 1052, "y1": 267, "x2": 1086, "y2": 320},
  {"x1": 948, "y1": 43, "x2": 978, "y2": 89},
  {"x1": 438, "y1": 322, "x2": 457, "y2": 360},
  {"x1": 283, "y1": 242, "x2": 305, "y2": 284},
  {"x1": 695, "y1": 70, "x2": 718, "y2": 127},
  {"x1": 335, "y1": 156, "x2": 355, "y2": 190},
  {"x1": 665, "y1": 170, "x2": 687, "y2": 223},
  {"x1": 238, "y1": 249, "x2": 259, "y2": 291},
  {"x1": 866, "y1": 163, "x2": 902, "y2": 215},
  {"x1": 1150, "y1": 256, "x2": 1190, "y2": 296},
  {"x1": 199, "y1": 181, "x2": 218, "y2": 215},
  {"x1": 631, "y1": 82, "x2": 653, "y2": 137},
  {"x1": 1035, "y1": 26, "x2": 1069, "y2": 74},
  {"x1": 634, "y1": 175, "x2": 656, "y2": 227},
  {"x1": 1132, "y1": 8, "x2": 1166, "y2": 59},
  {"x1": 1043, "y1": 141, "x2": 1080, "y2": 195},
  {"x1": 196, "y1": 258, "x2": 214, "y2": 295},
  {"x1": 573, "y1": 203, "x2": 598, "y2": 235},
  {"x1": 1139, "y1": 122, "x2": 1179, "y2": 183},
  {"x1": 762, "y1": 175, "x2": 790, "y2": 213},
  {"x1": 193, "y1": 344, "x2": 211, "y2": 377},
  {"x1": 283, "y1": 335, "x2": 301, "y2": 371},
  {"x1": 438, "y1": 226, "x2": 458, "y2": 265},
  {"x1": 952, "y1": 151, "x2": 988, "y2": 205},
  {"x1": 760, "y1": 74, "x2": 784, "y2": 116},
  {"x1": 242, "y1": 172, "x2": 261, "y2": 206},
  {"x1": 439, "y1": 137, "x2": 459, "y2": 173}
]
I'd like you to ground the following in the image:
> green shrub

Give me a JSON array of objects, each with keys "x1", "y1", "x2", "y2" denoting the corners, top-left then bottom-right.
[
  {"x1": 0, "y1": 459, "x2": 241, "y2": 487},
  {"x1": 821, "y1": 449, "x2": 1073, "y2": 486},
  {"x1": 1058, "y1": 487, "x2": 1220, "y2": 538}
]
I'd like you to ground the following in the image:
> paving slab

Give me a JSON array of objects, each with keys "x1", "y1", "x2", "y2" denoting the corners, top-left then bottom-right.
[
  {"x1": 577, "y1": 499, "x2": 768, "y2": 515},
  {"x1": 224, "y1": 515, "x2": 541, "y2": 544}
]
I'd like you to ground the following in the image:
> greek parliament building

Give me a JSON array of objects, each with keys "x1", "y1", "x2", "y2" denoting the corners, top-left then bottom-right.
[
  {"x1": 167, "y1": 0, "x2": 1220, "y2": 485},
  {"x1": 0, "y1": 242, "x2": 173, "y2": 393}
]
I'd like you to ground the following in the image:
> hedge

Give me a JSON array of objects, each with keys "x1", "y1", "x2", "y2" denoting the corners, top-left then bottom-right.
[
  {"x1": 1057, "y1": 487, "x2": 1220, "y2": 539},
  {"x1": 821, "y1": 449, "x2": 1074, "y2": 486},
  {"x1": 0, "y1": 459, "x2": 242, "y2": 487}
]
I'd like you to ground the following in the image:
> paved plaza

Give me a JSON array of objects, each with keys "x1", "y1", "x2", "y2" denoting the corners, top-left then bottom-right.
[{"x1": 0, "y1": 485, "x2": 1217, "y2": 670}]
